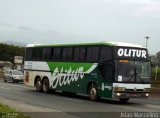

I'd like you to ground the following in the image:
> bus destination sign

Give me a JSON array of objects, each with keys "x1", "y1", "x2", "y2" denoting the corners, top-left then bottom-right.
[{"x1": 115, "y1": 47, "x2": 148, "y2": 59}]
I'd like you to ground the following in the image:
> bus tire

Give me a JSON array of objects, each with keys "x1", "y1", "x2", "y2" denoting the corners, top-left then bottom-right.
[
  {"x1": 35, "y1": 78, "x2": 42, "y2": 92},
  {"x1": 42, "y1": 78, "x2": 49, "y2": 93},
  {"x1": 119, "y1": 98, "x2": 129, "y2": 103},
  {"x1": 88, "y1": 83, "x2": 98, "y2": 101}
]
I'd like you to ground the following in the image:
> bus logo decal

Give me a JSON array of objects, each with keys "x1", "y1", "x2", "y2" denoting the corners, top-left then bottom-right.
[{"x1": 51, "y1": 67, "x2": 84, "y2": 88}]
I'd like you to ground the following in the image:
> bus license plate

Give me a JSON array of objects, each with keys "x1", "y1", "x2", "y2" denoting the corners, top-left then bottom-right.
[{"x1": 131, "y1": 93, "x2": 137, "y2": 96}]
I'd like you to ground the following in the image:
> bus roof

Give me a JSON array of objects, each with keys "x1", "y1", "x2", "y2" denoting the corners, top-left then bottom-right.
[{"x1": 26, "y1": 41, "x2": 146, "y2": 49}]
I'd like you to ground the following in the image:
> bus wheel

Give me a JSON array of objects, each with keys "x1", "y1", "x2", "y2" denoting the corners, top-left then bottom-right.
[
  {"x1": 42, "y1": 78, "x2": 49, "y2": 93},
  {"x1": 88, "y1": 84, "x2": 98, "y2": 101},
  {"x1": 35, "y1": 78, "x2": 42, "y2": 92},
  {"x1": 119, "y1": 98, "x2": 129, "y2": 103}
]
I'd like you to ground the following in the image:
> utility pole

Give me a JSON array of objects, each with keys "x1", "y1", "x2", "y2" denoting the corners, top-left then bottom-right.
[
  {"x1": 144, "y1": 36, "x2": 150, "y2": 48},
  {"x1": 155, "y1": 66, "x2": 158, "y2": 81}
]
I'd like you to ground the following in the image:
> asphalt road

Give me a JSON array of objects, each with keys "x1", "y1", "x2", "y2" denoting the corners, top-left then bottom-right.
[{"x1": 0, "y1": 80, "x2": 160, "y2": 118}]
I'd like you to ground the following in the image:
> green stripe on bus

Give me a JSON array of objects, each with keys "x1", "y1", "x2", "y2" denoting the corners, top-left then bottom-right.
[
  {"x1": 34, "y1": 42, "x2": 114, "y2": 47},
  {"x1": 47, "y1": 62, "x2": 96, "y2": 73}
]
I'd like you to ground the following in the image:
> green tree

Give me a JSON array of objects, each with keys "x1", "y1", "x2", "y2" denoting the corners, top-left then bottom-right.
[{"x1": 0, "y1": 43, "x2": 25, "y2": 63}]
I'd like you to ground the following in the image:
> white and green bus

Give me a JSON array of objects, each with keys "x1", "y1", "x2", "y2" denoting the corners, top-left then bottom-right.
[{"x1": 24, "y1": 42, "x2": 151, "y2": 102}]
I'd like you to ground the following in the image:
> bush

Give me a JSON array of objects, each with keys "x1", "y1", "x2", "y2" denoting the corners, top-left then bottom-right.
[{"x1": 152, "y1": 67, "x2": 160, "y2": 80}]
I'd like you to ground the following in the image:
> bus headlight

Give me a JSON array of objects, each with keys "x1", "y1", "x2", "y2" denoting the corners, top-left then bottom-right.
[
  {"x1": 145, "y1": 93, "x2": 149, "y2": 97},
  {"x1": 117, "y1": 93, "x2": 121, "y2": 96}
]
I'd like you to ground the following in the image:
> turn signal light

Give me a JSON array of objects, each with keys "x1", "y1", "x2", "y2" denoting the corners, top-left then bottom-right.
[{"x1": 25, "y1": 71, "x2": 29, "y2": 83}]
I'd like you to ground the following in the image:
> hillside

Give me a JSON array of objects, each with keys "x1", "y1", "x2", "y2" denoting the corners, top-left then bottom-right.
[
  {"x1": 0, "y1": 43, "x2": 25, "y2": 63},
  {"x1": 1, "y1": 41, "x2": 27, "y2": 47}
]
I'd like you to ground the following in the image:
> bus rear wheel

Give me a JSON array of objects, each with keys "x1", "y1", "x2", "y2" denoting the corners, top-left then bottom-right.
[
  {"x1": 88, "y1": 84, "x2": 98, "y2": 101},
  {"x1": 35, "y1": 78, "x2": 42, "y2": 92},
  {"x1": 119, "y1": 98, "x2": 129, "y2": 103},
  {"x1": 42, "y1": 78, "x2": 49, "y2": 93}
]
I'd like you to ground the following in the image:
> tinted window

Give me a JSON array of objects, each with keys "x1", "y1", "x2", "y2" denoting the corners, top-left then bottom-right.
[
  {"x1": 62, "y1": 47, "x2": 73, "y2": 61},
  {"x1": 42, "y1": 47, "x2": 51, "y2": 60},
  {"x1": 25, "y1": 48, "x2": 33, "y2": 61},
  {"x1": 52, "y1": 47, "x2": 61, "y2": 61},
  {"x1": 32, "y1": 48, "x2": 43, "y2": 60},
  {"x1": 73, "y1": 47, "x2": 79, "y2": 61},
  {"x1": 73, "y1": 47, "x2": 86, "y2": 61},
  {"x1": 12, "y1": 71, "x2": 23, "y2": 75},
  {"x1": 99, "y1": 47, "x2": 112, "y2": 61},
  {"x1": 79, "y1": 47, "x2": 86, "y2": 61},
  {"x1": 87, "y1": 47, "x2": 99, "y2": 61}
]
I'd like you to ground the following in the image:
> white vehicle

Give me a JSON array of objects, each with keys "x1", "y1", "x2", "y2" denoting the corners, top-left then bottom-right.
[{"x1": 4, "y1": 70, "x2": 23, "y2": 83}]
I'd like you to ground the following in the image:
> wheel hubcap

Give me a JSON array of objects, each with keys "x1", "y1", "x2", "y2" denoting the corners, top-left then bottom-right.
[
  {"x1": 43, "y1": 82, "x2": 47, "y2": 91},
  {"x1": 36, "y1": 81, "x2": 41, "y2": 90},
  {"x1": 90, "y1": 88, "x2": 96, "y2": 98}
]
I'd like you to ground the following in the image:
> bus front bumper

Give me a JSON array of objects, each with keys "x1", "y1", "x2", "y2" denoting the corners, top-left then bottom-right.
[{"x1": 113, "y1": 92, "x2": 150, "y2": 98}]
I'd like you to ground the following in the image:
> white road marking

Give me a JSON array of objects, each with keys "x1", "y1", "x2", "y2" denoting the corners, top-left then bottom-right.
[{"x1": 17, "y1": 100, "x2": 25, "y2": 104}]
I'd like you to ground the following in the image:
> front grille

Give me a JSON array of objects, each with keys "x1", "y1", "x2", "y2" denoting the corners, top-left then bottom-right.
[{"x1": 126, "y1": 89, "x2": 143, "y2": 92}]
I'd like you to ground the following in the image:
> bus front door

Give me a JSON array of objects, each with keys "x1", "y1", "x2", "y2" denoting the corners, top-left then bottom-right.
[{"x1": 99, "y1": 63, "x2": 113, "y2": 98}]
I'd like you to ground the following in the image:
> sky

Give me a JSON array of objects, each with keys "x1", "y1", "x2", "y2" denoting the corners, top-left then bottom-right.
[{"x1": 0, "y1": 0, "x2": 160, "y2": 54}]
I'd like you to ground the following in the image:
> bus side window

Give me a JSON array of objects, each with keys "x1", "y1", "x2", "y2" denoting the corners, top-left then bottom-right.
[
  {"x1": 99, "y1": 47, "x2": 112, "y2": 61},
  {"x1": 79, "y1": 47, "x2": 86, "y2": 61},
  {"x1": 32, "y1": 48, "x2": 43, "y2": 61},
  {"x1": 73, "y1": 47, "x2": 79, "y2": 61},
  {"x1": 42, "y1": 47, "x2": 51, "y2": 60},
  {"x1": 73, "y1": 47, "x2": 86, "y2": 61},
  {"x1": 62, "y1": 47, "x2": 73, "y2": 61},
  {"x1": 26, "y1": 48, "x2": 33, "y2": 61},
  {"x1": 87, "y1": 47, "x2": 99, "y2": 62},
  {"x1": 52, "y1": 47, "x2": 61, "y2": 61}
]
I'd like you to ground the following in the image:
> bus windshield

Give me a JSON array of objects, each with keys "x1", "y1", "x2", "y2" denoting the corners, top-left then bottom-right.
[{"x1": 115, "y1": 60, "x2": 151, "y2": 83}]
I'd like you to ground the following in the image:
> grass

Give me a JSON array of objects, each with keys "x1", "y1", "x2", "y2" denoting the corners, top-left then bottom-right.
[{"x1": 0, "y1": 103, "x2": 30, "y2": 118}]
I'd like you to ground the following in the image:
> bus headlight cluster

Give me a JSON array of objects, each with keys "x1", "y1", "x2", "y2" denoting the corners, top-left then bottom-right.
[{"x1": 144, "y1": 88, "x2": 150, "y2": 92}]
